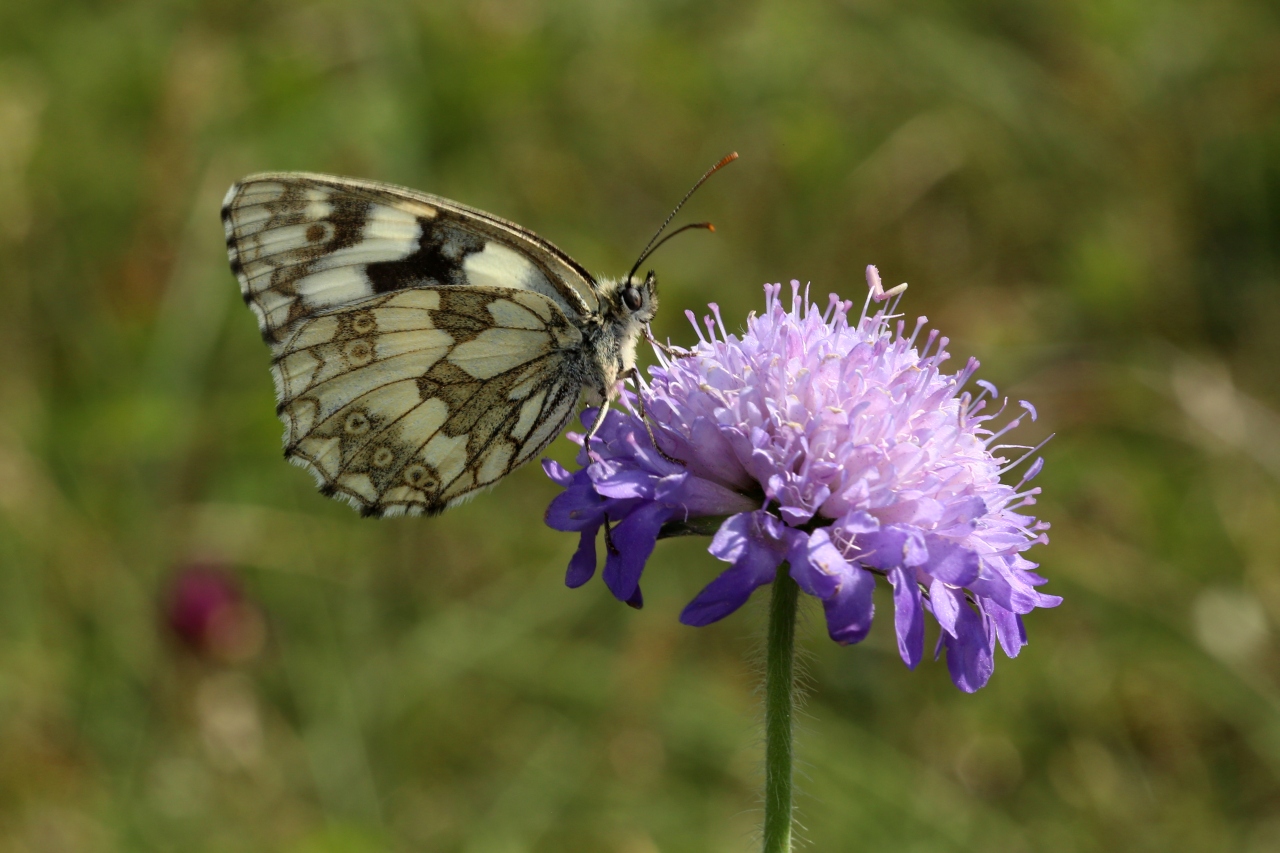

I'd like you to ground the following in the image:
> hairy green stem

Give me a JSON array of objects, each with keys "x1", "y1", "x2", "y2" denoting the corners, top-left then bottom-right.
[{"x1": 763, "y1": 562, "x2": 799, "y2": 853}]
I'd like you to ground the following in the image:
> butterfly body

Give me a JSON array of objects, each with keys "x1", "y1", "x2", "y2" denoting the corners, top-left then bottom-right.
[{"x1": 222, "y1": 172, "x2": 658, "y2": 517}]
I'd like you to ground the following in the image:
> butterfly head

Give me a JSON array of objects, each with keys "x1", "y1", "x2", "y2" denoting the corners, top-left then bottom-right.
[
  {"x1": 594, "y1": 270, "x2": 659, "y2": 378},
  {"x1": 621, "y1": 270, "x2": 659, "y2": 324},
  {"x1": 597, "y1": 269, "x2": 658, "y2": 327}
]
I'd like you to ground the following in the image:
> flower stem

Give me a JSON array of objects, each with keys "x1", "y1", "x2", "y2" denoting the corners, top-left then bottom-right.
[{"x1": 763, "y1": 562, "x2": 799, "y2": 853}]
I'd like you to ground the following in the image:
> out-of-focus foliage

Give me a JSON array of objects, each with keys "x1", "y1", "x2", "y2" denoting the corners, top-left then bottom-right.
[{"x1": 1, "y1": 0, "x2": 1278, "y2": 850}]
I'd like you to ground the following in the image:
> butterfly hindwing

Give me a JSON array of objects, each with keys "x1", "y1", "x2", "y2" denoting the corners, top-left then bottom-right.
[
  {"x1": 272, "y1": 286, "x2": 587, "y2": 517},
  {"x1": 222, "y1": 172, "x2": 597, "y2": 344}
]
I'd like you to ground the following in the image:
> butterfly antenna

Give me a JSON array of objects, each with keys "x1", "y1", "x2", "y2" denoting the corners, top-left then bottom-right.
[
  {"x1": 640, "y1": 221, "x2": 715, "y2": 262},
  {"x1": 628, "y1": 152, "x2": 738, "y2": 282}
]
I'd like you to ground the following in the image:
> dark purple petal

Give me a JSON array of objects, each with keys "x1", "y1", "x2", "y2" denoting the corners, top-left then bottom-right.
[
  {"x1": 542, "y1": 458, "x2": 575, "y2": 487},
  {"x1": 602, "y1": 502, "x2": 673, "y2": 603},
  {"x1": 591, "y1": 466, "x2": 660, "y2": 500},
  {"x1": 681, "y1": 543, "x2": 784, "y2": 626},
  {"x1": 851, "y1": 525, "x2": 924, "y2": 570},
  {"x1": 778, "y1": 505, "x2": 811, "y2": 526},
  {"x1": 822, "y1": 563, "x2": 876, "y2": 645},
  {"x1": 888, "y1": 567, "x2": 924, "y2": 669},
  {"x1": 921, "y1": 535, "x2": 980, "y2": 585},
  {"x1": 786, "y1": 529, "x2": 841, "y2": 599},
  {"x1": 930, "y1": 579, "x2": 963, "y2": 637},
  {"x1": 545, "y1": 485, "x2": 605, "y2": 532},
  {"x1": 660, "y1": 475, "x2": 759, "y2": 517},
  {"x1": 565, "y1": 530, "x2": 598, "y2": 588},
  {"x1": 709, "y1": 512, "x2": 756, "y2": 563},
  {"x1": 709, "y1": 510, "x2": 792, "y2": 565},
  {"x1": 987, "y1": 600, "x2": 1027, "y2": 658},
  {"x1": 902, "y1": 528, "x2": 928, "y2": 567},
  {"x1": 942, "y1": 603, "x2": 994, "y2": 692}
]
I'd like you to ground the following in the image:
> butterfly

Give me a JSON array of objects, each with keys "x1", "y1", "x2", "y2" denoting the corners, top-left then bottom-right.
[{"x1": 222, "y1": 155, "x2": 736, "y2": 517}]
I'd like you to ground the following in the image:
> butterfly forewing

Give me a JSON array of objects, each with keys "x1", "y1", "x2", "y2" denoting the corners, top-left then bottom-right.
[{"x1": 222, "y1": 172, "x2": 597, "y2": 343}]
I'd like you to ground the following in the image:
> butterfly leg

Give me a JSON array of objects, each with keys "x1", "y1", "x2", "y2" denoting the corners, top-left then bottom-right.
[
  {"x1": 643, "y1": 323, "x2": 695, "y2": 359},
  {"x1": 619, "y1": 366, "x2": 684, "y2": 467},
  {"x1": 602, "y1": 517, "x2": 621, "y2": 556},
  {"x1": 583, "y1": 397, "x2": 613, "y2": 464}
]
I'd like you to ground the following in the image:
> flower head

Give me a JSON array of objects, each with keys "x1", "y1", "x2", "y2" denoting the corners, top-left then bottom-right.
[
  {"x1": 164, "y1": 561, "x2": 267, "y2": 663},
  {"x1": 545, "y1": 268, "x2": 1058, "y2": 691}
]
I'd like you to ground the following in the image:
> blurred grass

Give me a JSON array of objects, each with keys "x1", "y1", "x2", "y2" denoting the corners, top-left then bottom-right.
[{"x1": 1, "y1": 0, "x2": 1279, "y2": 850}]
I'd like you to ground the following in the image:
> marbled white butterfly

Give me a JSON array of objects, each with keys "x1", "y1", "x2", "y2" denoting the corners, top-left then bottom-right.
[{"x1": 223, "y1": 154, "x2": 736, "y2": 517}]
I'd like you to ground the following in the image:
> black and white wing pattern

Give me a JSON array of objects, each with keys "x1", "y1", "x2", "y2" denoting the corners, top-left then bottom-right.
[
  {"x1": 269, "y1": 287, "x2": 586, "y2": 516},
  {"x1": 222, "y1": 172, "x2": 597, "y2": 342},
  {"x1": 222, "y1": 173, "x2": 600, "y2": 516}
]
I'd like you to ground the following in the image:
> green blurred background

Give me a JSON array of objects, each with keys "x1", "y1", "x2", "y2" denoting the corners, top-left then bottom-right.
[{"x1": 2, "y1": 0, "x2": 1279, "y2": 850}]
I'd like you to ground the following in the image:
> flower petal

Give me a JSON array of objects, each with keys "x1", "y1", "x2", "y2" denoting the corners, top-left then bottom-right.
[
  {"x1": 987, "y1": 600, "x2": 1027, "y2": 658},
  {"x1": 665, "y1": 475, "x2": 760, "y2": 517},
  {"x1": 930, "y1": 579, "x2": 963, "y2": 637},
  {"x1": 888, "y1": 567, "x2": 925, "y2": 668},
  {"x1": 786, "y1": 528, "x2": 841, "y2": 600},
  {"x1": 591, "y1": 466, "x2": 659, "y2": 500},
  {"x1": 852, "y1": 525, "x2": 923, "y2": 570},
  {"x1": 921, "y1": 535, "x2": 980, "y2": 585},
  {"x1": 708, "y1": 512, "x2": 755, "y2": 563},
  {"x1": 942, "y1": 603, "x2": 995, "y2": 692},
  {"x1": 565, "y1": 530, "x2": 599, "y2": 588},
  {"x1": 545, "y1": 485, "x2": 605, "y2": 532},
  {"x1": 602, "y1": 502, "x2": 673, "y2": 603},
  {"x1": 681, "y1": 543, "x2": 784, "y2": 627},
  {"x1": 823, "y1": 563, "x2": 876, "y2": 645},
  {"x1": 541, "y1": 458, "x2": 574, "y2": 487}
]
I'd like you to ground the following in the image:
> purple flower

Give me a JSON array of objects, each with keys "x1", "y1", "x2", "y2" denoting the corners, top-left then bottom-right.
[
  {"x1": 545, "y1": 268, "x2": 1058, "y2": 691},
  {"x1": 164, "y1": 561, "x2": 267, "y2": 663}
]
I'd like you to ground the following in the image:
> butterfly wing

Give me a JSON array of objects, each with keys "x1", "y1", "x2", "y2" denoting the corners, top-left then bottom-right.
[
  {"x1": 222, "y1": 172, "x2": 598, "y2": 343},
  {"x1": 272, "y1": 286, "x2": 588, "y2": 516}
]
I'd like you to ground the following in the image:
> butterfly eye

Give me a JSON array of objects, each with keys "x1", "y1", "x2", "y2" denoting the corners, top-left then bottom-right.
[{"x1": 622, "y1": 286, "x2": 643, "y2": 312}]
